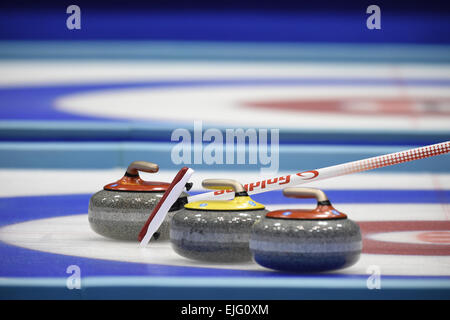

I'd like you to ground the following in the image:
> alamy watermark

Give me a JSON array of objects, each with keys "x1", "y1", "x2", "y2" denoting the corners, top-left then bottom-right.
[
  {"x1": 171, "y1": 121, "x2": 279, "y2": 173},
  {"x1": 366, "y1": 5, "x2": 381, "y2": 30},
  {"x1": 65, "y1": 5, "x2": 380, "y2": 32},
  {"x1": 366, "y1": 265, "x2": 381, "y2": 289},
  {"x1": 66, "y1": 5, "x2": 81, "y2": 30},
  {"x1": 66, "y1": 265, "x2": 81, "y2": 290}
]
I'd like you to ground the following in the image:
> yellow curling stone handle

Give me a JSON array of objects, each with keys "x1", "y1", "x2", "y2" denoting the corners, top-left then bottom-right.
[
  {"x1": 185, "y1": 179, "x2": 265, "y2": 211},
  {"x1": 201, "y1": 179, "x2": 246, "y2": 193}
]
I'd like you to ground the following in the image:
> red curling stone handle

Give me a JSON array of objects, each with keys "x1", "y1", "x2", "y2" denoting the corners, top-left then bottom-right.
[
  {"x1": 126, "y1": 161, "x2": 159, "y2": 176},
  {"x1": 283, "y1": 187, "x2": 329, "y2": 203},
  {"x1": 266, "y1": 187, "x2": 347, "y2": 220}
]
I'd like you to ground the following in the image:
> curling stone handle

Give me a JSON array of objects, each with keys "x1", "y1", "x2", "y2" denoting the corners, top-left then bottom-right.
[
  {"x1": 126, "y1": 161, "x2": 159, "y2": 176},
  {"x1": 202, "y1": 179, "x2": 246, "y2": 194},
  {"x1": 283, "y1": 187, "x2": 330, "y2": 204}
]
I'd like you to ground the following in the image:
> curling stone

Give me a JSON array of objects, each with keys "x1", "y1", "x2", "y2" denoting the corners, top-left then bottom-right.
[
  {"x1": 88, "y1": 161, "x2": 189, "y2": 241},
  {"x1": 250, "y1": 188, "x2": 362, "y2": 272},
  {"x1": 170, "y1": 179, "x2": 268, "y2": 262}
]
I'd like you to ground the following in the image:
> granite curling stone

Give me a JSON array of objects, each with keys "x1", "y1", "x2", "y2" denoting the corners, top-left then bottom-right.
[
  {"x1": 88, "y1": 161, "x2": 190, "y2": 241},
  {"x1": 250, "y1": 188, "x2": 362, "y2": 272},
  {"x1": 170, "y1": 179, "x2": 268, "y2": 262}
]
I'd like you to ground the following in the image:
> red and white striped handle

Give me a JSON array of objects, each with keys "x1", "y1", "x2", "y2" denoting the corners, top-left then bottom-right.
[
  {"x1": 188, "y1": 141, "x2": 450, "y2": 202},
  {"x1": 139, "y1": 167, "x2": 194, "y2": 246}
]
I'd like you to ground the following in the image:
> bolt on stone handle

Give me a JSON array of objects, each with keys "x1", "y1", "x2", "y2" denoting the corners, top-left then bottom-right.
[
  {"x1": 126, "y1": 161, "x2": 159, "y2": 176},
  {"x1": 202, "y1": 179, "x2": 247, "y2": 195},
  {"x1": 283, "y1": 187, "x2": 330, "y2": 204}
]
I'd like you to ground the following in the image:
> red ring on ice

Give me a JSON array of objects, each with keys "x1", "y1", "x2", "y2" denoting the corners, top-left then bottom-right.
[{"x1": 359, "y1": 221, "x2": 450, "y2": 256}]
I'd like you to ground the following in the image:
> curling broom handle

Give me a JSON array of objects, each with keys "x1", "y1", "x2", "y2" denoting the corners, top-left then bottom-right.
[{"x1": 188, "y1": 141, "x2": 450, "y2": 202}]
